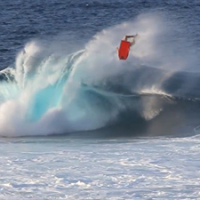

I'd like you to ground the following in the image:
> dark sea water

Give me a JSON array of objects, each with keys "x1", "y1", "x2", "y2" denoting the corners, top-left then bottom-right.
[
  {"x1": 0, "y1": 1, "x2": 200, "y2": 199},
  {"x1": 1, "y1": 0, "x2": 200, "y2": 68}
]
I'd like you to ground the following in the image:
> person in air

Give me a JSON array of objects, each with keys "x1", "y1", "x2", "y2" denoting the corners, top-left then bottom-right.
[{"x1": 117, "y1": 34, "x2": 138, "y2": 60}]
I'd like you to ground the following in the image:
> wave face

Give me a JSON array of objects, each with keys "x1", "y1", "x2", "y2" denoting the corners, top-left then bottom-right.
[{"x1": 1, "y1": 13, "x2": 200, "y2": 137}]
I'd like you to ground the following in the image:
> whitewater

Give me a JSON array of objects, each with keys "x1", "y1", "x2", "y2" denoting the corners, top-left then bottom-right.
[{"x1": 1, "y1": 136, "x2": 200, "y2": 199}]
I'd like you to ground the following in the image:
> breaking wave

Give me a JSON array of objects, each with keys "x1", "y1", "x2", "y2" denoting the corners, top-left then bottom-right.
[{"x1": 0, "y1": 12, "x2": 200, "y2": 137}]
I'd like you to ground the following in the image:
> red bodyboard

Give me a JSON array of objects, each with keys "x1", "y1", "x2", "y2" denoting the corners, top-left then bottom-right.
[{"x1": 118, "y1": 40, "x2": 130, "y2": 60}]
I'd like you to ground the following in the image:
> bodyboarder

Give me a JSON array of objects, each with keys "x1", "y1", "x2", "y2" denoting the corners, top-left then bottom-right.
[{"x1": 116, "y1": 34, "x2": 138, "y2": 60}]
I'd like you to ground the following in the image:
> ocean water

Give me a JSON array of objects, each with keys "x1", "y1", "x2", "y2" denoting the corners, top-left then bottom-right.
[{"x1": 0, "y1": 0, "x2": 200, "y2": 199}]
